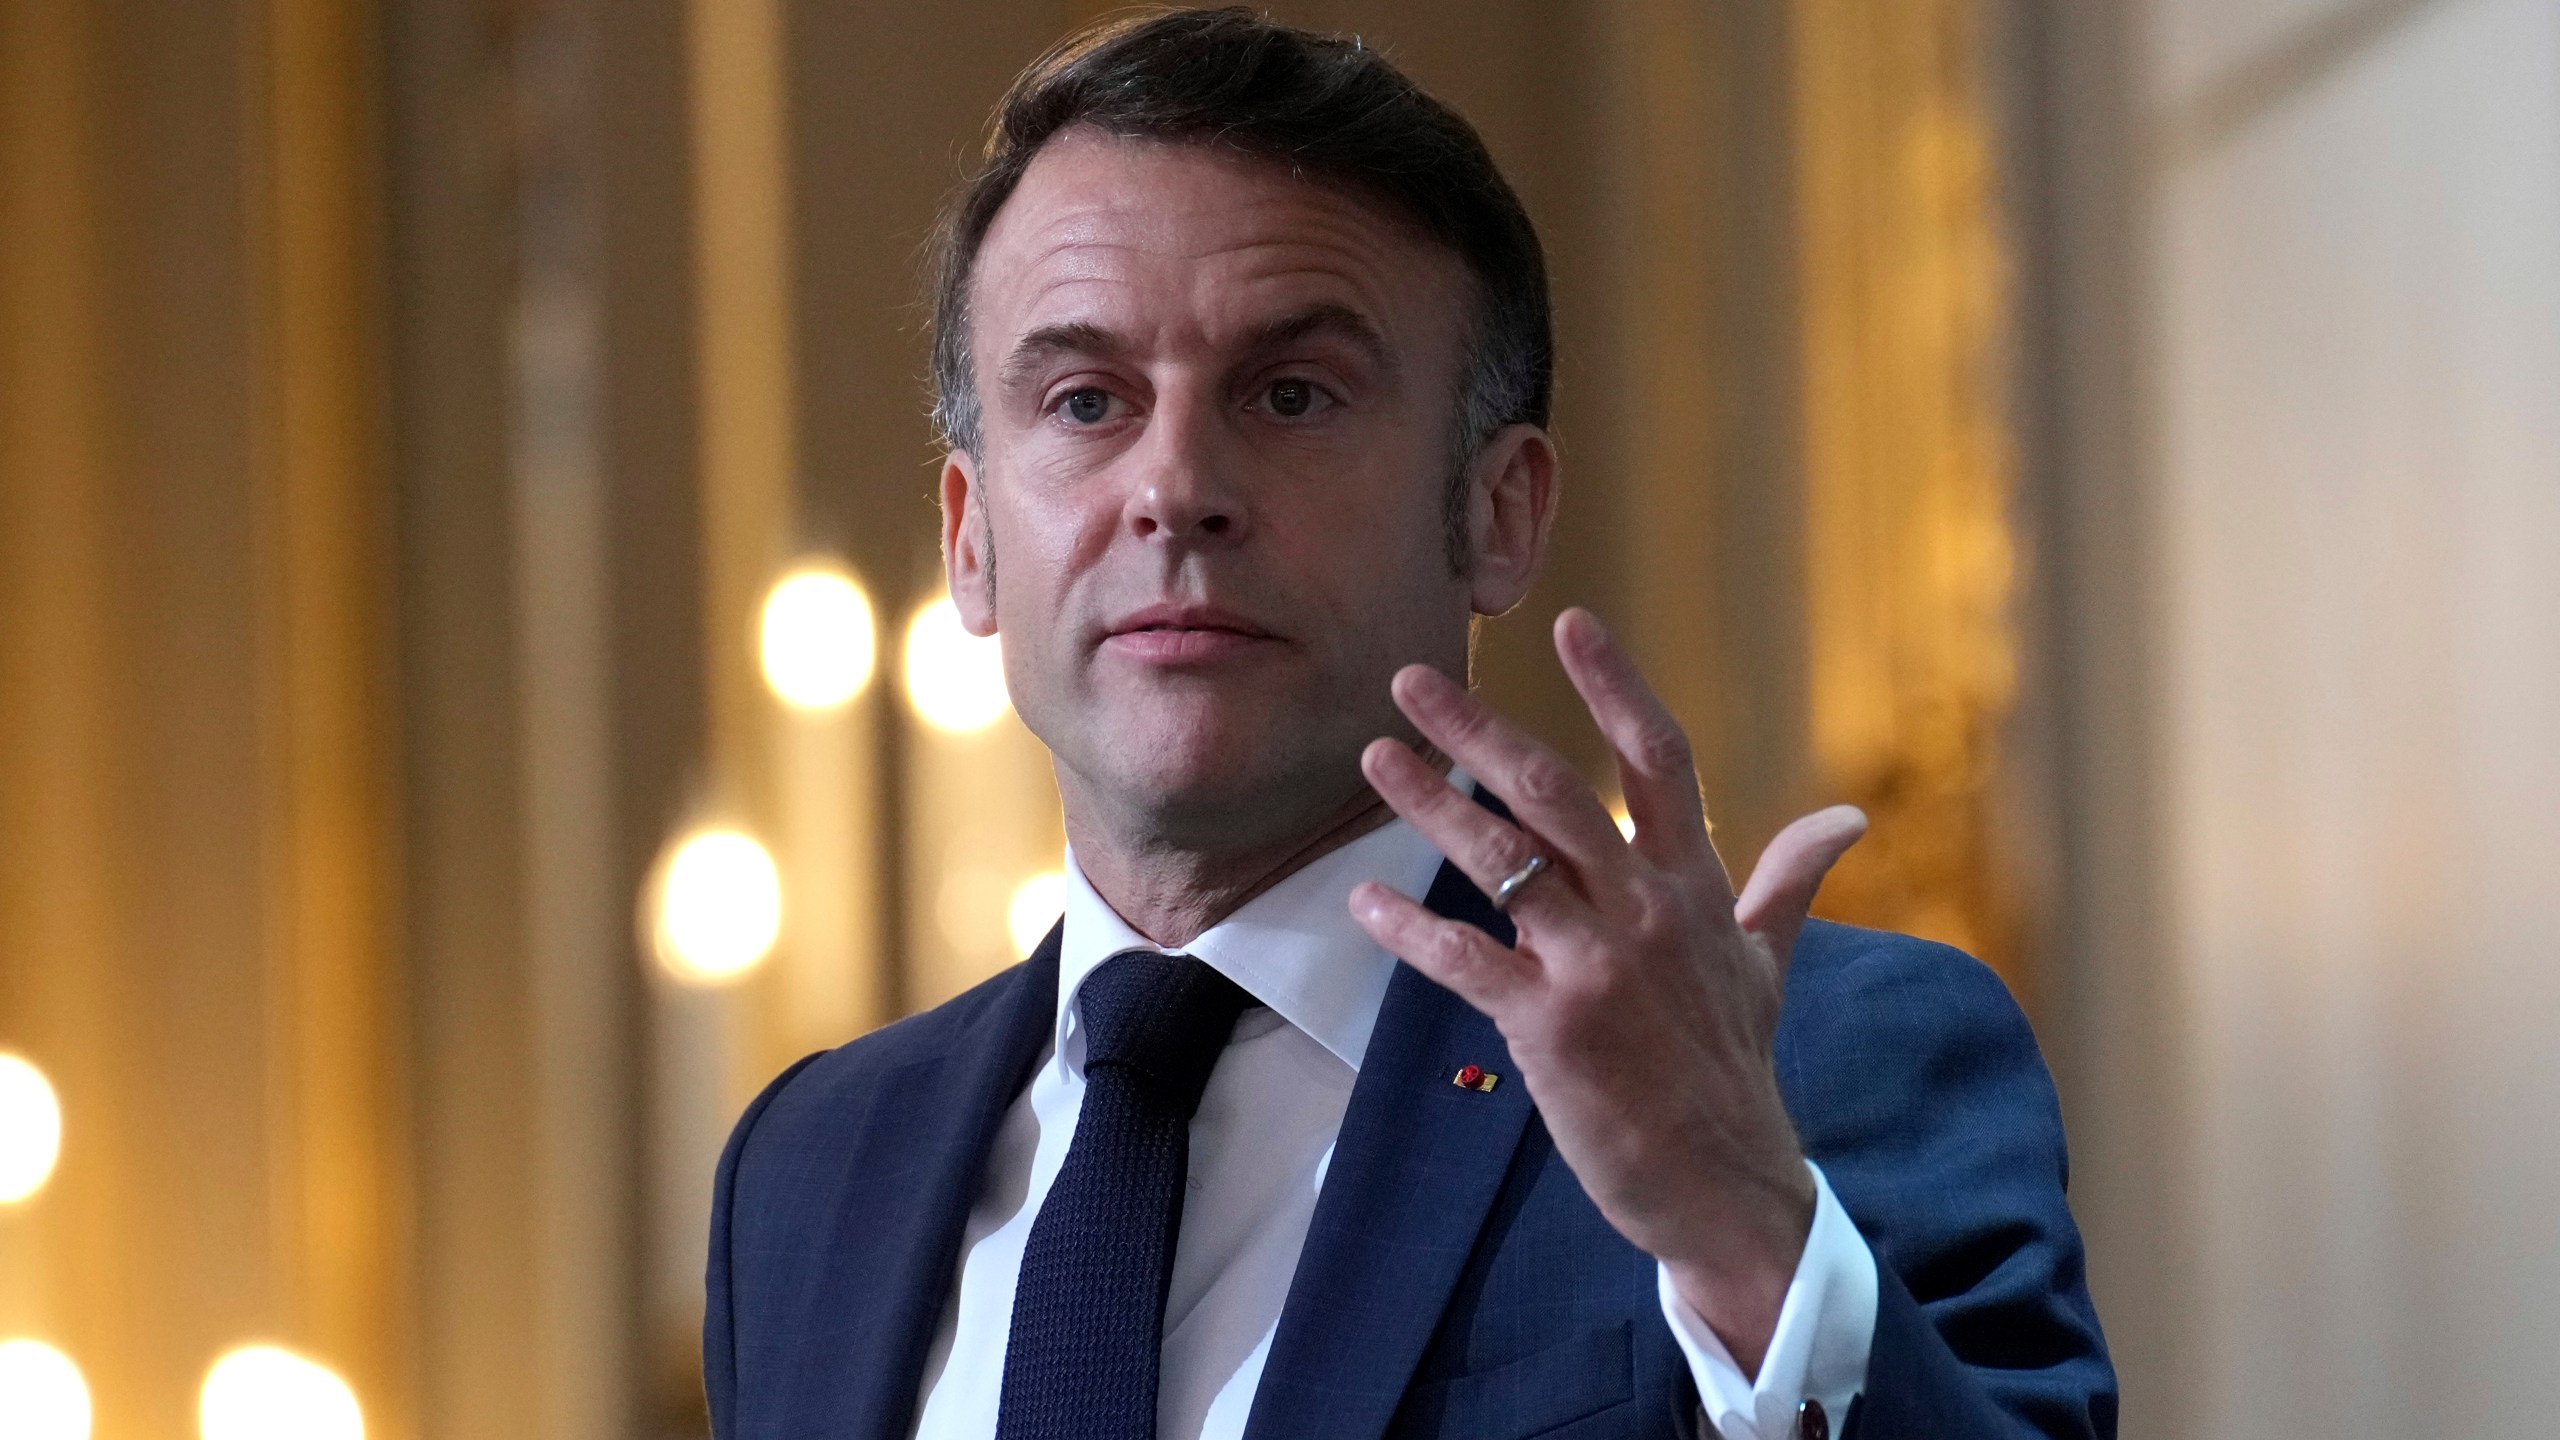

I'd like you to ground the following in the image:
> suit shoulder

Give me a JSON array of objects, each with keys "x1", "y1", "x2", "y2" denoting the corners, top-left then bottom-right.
[
  {"x1": 1782, "y1": 918, "x2": 2024, "y2": 1035},
  {"x1": 1775, "y1": 918, "x2": 2061, "y2": 1170},
  {"x1": 734, "y1": 959, "x2": 1048, "y2": 1153}
]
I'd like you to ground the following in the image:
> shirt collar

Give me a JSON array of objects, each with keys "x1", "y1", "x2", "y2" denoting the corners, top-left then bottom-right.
[{"x1": 1056, "y1": 784, "x2": 1458, "y2": 1073}]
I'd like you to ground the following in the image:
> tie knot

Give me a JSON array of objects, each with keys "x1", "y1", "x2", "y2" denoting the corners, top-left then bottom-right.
[{"x1": 1073, "y1": 953, "x2": 1253, "y2": 1118}]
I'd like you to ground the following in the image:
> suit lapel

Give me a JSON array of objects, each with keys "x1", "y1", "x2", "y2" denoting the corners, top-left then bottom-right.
[
  {"x1": 787, "y1": 932, "x2": 1059, "y2": 1440},
  {"x1": 1242, "y1": 858, "x2": 1535, "y2": 1440}
]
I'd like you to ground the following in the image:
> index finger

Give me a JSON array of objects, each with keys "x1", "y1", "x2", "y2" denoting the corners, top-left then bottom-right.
[{"x1": 1387, "y1": 663, "x2": 1631, "y2": 876}]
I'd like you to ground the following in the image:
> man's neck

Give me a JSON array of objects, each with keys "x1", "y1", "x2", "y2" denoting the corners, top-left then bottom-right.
[{"x1": 1064, "y1": 759, "x2": 1445, "y2": 948}]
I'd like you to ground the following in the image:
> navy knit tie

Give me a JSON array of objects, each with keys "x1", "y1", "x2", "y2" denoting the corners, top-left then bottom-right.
[{"x1": 996, "y1": 952, "x2": 1253, "y2": 1440}]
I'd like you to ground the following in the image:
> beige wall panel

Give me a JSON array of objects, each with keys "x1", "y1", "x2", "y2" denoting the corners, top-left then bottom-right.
[
  {"x1": 2, "y1": 0, "x2": 407, "y2": 1431},
  {"x1": 903, "y1": 709, "x2": 1066, "y2": 1010},
  {"x1": 2153, "y1": 0, "x2": 2373, "y2": 106},
  {"x1": 380, "y1": 0, "x2": 596, "y2": 1437},
  {"x1": 785, "y1": 0, "x2": 1096, "y2": 1034},
  {"x1": 2001, "y1": 0, "x2": 2200, "y2": 1432},
  {"x1": 0, "y1": 0, "x2": 135, "y2": 1406},
  {"x1": 2146, "y1": 0, "x2": 2560, "y2": 1433}
]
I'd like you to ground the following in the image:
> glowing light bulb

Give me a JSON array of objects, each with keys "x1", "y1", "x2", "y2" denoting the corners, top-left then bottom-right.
[
  {"x1": 199, "y1": 1345, "x2": 362, "y2": 1440},
  {"x1": 1007, "y1": 870, "x2": 1068, "y2": 956},
  {"x1": 901, "y1": 596, "x2": 1011, "y2": 733},
  {"x1": 651, "y1": 828, "x2": 783, "y2": 984},
  {"x1": 0, "y1": 1053, "x2": 62, "y2": 1204},
  {"x1": 1608, "y1": 802, "x2": 1636, "y2": 841},
  {"x1": 759, "y1": 565, "x2": 877, "y2": 711},
  {"x1": 0, "y1": 1339, "x2": 91, "y2": 1440}
]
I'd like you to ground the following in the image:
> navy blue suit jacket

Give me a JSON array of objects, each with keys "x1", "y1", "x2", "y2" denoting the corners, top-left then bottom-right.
[{"x1": 706, "y1": 859, "x2": 2115, "y2": 1439}]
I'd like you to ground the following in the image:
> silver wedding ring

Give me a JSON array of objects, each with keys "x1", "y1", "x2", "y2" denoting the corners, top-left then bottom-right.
[{"x1": 1489, "y1": 853, "x2": 1550, "y2": 911}]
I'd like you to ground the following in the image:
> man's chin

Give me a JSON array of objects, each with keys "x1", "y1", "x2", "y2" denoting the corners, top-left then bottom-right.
[
  {"x1": 1077, "y1": 728, "x2": 1356, "y2": 843},
  {"x1": 1111, "y1": 747, "x2": 1288, "y2": 815}
]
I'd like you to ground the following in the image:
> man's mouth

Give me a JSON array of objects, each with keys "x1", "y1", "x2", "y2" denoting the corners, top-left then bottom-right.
[{"x1": 1102, "y1": 604, "x2": 1281, "y2": 663}]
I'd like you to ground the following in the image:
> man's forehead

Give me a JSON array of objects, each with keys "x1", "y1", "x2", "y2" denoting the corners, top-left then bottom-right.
[{"x1": 971, "y1": 130, "x2": 1467, "y2": 354}]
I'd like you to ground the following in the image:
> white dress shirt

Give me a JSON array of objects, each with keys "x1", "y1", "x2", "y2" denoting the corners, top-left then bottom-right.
[{"x1": 909, "y1": 812, "x2": 1878, "y2": 1440}]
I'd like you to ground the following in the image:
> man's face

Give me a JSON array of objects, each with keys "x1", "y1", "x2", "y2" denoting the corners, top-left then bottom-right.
[{"x1": 943, "y1": 129, "x2": 1538, "y2": 848}]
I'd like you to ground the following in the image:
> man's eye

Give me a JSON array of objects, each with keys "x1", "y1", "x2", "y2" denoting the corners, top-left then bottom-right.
[
  {"x1": 1265, "y1": 379, "x2": 1323, "y2": 419},
  {"x1": 1060, "y1": 389, "x2": 1113, "y2": 424}
]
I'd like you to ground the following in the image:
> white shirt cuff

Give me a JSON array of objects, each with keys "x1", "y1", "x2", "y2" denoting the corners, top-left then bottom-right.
[{"x1": 1655, "y1": 1160, "x2": 1878, "y2": 1440}]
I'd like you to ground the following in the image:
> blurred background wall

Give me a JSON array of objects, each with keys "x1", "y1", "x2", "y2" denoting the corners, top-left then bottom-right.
[
  {"x1": 0, "y1": 1, "x2": 2552, "y2": 1438},
  {"x1": 2025, "y1": 2, "x2": 2560, "y2": 1436}
]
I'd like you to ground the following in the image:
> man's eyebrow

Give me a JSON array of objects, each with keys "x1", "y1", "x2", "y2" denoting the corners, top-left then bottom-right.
[
  {"x1": 994, "y1": 306, "x2": 1397, "y2": 391},
  {"x1": 1249, "y1": 304, "x2": 1397, "y2": 374},
  {"x1": 997, "y1": 321, "x2": 1130, "y2": 390}
]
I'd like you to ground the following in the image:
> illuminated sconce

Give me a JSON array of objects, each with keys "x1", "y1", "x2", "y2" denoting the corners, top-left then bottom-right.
[
  {"x1": 649, "y1": 827, "x2": 783, "y2": 985},
  {"x1": 199, "y1": 1345, "x2": 362, "y2": 1440},
  {"x1": 0, "y1": 1052, "x2": 62, "y2": 1204},
  {"x1": 1608, "y1": 801, "x2": 1636, "y2": 841},
  {"x1": 1007, "y1": 870, "x2": 1069, "y2": 957},
  {"x1": 0, "y1": 1339, "x2": 91, "y2": 1440},
  {"x1": 902, "y1": 595, "x2": 1011, "y2": 734},
  {"x1": 759, "y1": 563, "x2": 877, "y2": 712}
]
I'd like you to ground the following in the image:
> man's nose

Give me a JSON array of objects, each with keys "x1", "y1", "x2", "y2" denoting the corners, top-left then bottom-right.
[{"x1": 1123, "y1": 389, "x2": 1248, "y2": 547}]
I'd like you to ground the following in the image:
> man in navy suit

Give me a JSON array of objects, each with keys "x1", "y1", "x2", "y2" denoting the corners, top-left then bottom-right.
[{"x1": 706, "y1": 10, "x2": 2113, "y2": 1439}]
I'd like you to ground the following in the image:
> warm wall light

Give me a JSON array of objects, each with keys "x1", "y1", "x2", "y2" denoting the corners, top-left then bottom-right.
[
  {"x1": 651, "y1": 828, "x2": 783, "y2": 984},
  {"x1": 199, "y1": 1345, "x2": 361, "y2": 1440},
  {"x1": 1608, "y1": 801, "x2": 1636, "y2": 841},
  {"x1": 759, "y1": 564, "x2": 877, "y2": 712},
  {"x1": 902, "y1": 596, "x2": 1011, "y2": 733},
  {"x1": 1007, "y1": 870, "x2": 1068, "y2": 957},
  {"x1": 0, "y1": 1052, "x2": 62, "y2": 1204},
  {"x1": 0, "y1": 1339, "x2": 91, "y2": 1440}
]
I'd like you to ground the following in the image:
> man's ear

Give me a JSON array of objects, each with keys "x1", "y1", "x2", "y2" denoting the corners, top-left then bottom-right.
[
  {"x1": 1463, "y1": 422, "x2": 1559, "y2": 616},
  {"x1": 940, "y1": 449, "x2": 999, "y2": 637}
]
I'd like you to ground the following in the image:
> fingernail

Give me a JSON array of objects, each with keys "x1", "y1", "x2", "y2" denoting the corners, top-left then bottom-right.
[
  {"x1": 1395, "y1": 664, "x2": 1454, "y2": 707},
  {"x1": 1552, "y1": 608, "x2": 1586, "y2": 650}
]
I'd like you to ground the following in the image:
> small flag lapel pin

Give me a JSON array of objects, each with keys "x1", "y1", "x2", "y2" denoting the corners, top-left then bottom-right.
[{"x1": 1452, "y1": 1064, "x2": 1499, "y2": 1093}]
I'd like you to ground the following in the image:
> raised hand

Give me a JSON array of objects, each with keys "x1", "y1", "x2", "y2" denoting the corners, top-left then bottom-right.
[{"x1": 1349, "y1": 606, "x2": 1867, "y2": 1374}]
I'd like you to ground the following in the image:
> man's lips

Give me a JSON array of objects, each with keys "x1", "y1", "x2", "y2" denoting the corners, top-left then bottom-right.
[{"x1": 1100, "y1": 604, "x2": 1281, "y2": 664}]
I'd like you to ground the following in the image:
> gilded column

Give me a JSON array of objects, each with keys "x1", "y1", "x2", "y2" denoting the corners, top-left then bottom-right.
[
  {"x1": 249, "y1": 0, "x2": 411, "y2": 1429},
  {"x1": 1789, "y1": 0, "x2": 2023, "y2": 983}
]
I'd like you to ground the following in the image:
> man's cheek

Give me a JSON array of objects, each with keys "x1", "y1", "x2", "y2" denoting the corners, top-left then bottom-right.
[{"x1": 1266, "y1": 488, "x2": 1396, "y2": 567}]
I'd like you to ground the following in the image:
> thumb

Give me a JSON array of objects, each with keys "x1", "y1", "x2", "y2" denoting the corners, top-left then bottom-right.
[{"x1": 1734, "y1": 805, "x2": 1868, "y2": 961}]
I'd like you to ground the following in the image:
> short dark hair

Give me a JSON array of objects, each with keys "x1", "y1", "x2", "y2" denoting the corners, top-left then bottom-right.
[{"x1": 926, "y1": 6, "x2": 1552, "y2": 568}]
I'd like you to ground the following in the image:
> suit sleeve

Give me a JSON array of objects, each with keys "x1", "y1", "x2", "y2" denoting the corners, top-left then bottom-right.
[
  {"x1": 704, "y1": 1051, "x2": 827, "y2": 1440},
  {"x1": 1778, "y1": 933, "x2": 2117, "y2": 1440}
]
